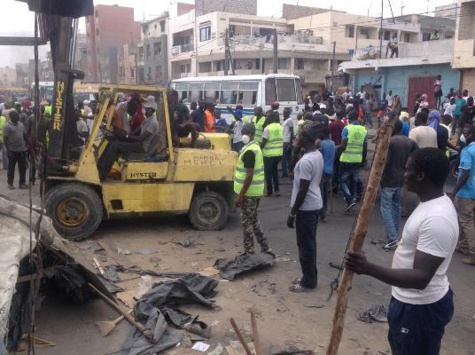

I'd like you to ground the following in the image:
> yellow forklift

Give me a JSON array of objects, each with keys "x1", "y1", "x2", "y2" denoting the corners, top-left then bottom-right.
[{"x1": 44, "y1": 85, "x2": 237, "y2": 241}]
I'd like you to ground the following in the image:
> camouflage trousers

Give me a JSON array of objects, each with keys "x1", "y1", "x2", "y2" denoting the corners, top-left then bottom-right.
[{"x1": 241, "y1": 196, "x2": 269, "y2": 253}]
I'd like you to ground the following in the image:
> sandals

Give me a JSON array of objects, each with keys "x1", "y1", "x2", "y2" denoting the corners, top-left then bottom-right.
[
  {"x1": 289, "y1": 282, "x2": 315, "y2": 293},
  {"x1": 291, "y1": 277, "x2": 301, "y2": 285}
]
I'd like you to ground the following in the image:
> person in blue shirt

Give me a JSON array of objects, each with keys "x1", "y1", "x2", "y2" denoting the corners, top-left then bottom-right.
[
  {"x1": 318, "y1": 127, "x2": 336, "y2": 222},
  {"x1": 399, "y1": 110, "x2": 410, "y2": 137},
  {"x1": 453, "y1": 92, "x2": 466, "y2": 135},
  {"x1": 448, "y1": 126, "x2": 475, "y2": 264},
  {"x1": 213, "y1": 108, "x2": 228, "y2": 133}
]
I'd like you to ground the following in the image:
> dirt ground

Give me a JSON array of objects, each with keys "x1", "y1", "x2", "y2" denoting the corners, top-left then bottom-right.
[{"x1": 1, "y1": 150, "x2": 475, "y2": 355}]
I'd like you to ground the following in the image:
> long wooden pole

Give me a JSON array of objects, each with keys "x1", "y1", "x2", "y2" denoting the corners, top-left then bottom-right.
[{"x1": 327, "y1": 115, "x2": 397, "y2": 355}]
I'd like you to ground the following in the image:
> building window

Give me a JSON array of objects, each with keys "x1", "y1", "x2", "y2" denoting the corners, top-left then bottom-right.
[
  {"x1": 155, "y1": 66, "x2": 161, "y2": 78},
  {"x1": 422, "y1": 32, "x2": 431, "y2": 41},
  {"x1": 278, "y1": 58, "x2": 289, "y2": 70},
  {"x1": 160, "y1": 20, "x2": 165, "y2": 32},
  {"x1": 154, "y1": 42, "x2": 161, "y2": 55},
  {"x1": 345, "y1": 25, "x2": 355, "y2": 38},
  {"x1": 384, "y1": 30, "x2": 390, "y2": 41},
  {"x1": 154, "y1": 24, "x2": 157, "y2": 29},
  {"x1": 130, "y1": 68, "x2": 135, "y2": 78},
  {"x1": 295, "y1": 58, "x2": 304, "y2": 70},
  {"x1": 146, "y1": 44, "x2": 150, "y2": 58},
  {"x1": 404, "y1": 33, "x2": 410, "y2": 42},
  {"x1": 360, "y1": 27, "x2": 370, "y2": 39},
  {"x1": 200, "y1": 26, "x2": 211, "y2": 42}
]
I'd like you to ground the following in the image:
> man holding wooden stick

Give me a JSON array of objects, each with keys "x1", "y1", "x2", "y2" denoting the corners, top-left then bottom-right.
[{"x1": 345, "y1": 148, "x2": 458, "y2": 355}]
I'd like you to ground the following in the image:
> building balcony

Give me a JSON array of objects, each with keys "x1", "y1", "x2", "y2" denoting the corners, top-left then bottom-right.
[
  {"x1": 351, "y1": 39, "x2": 454, "y2": 62},
  {"x1": 171, "y1": 43, "x2": 195, "y2": 56}
]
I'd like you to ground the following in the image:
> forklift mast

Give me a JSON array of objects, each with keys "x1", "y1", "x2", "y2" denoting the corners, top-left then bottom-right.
[{"x1": 22, "y1": 0, "x2": 94, "y2": 163}]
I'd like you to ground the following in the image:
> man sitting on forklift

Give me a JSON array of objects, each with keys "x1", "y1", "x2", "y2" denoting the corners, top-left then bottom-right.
[
  {"x1": 98, "y1": 96, "x2": 159, "y2": 180},
  {"x1": 167, "y1": 90, "x2": 199, "y2": 147}
]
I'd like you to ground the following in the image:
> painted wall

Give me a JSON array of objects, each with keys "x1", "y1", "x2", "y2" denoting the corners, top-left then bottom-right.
[{"x1": 352, "y1": 63, "x2": 460, "y2": 106}]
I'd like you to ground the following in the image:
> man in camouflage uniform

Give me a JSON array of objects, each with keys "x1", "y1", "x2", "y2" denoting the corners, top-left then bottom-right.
[{"x1": 234, "y1": 123, "x2": 270, "y2": 254}]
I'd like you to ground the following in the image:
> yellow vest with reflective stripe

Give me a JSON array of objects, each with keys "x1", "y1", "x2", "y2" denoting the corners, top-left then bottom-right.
[
  {"x1": 0, "y1": 115, "x2": 6, "y2": 143},
  {"x1": 263, "y1": 122, "x2": 283, "y2": 157},
  {"x1": 234, "y1": 141, "x2": 265, "y2": 197},
  {"x1": 44, "y1": 105, "x2": 52, "y2": 116},
  {"x1": 340, "y1": 124, "x2": 366, "y2": 163},
  {"x1": 440, "y1": 123, "x2": 451, "y2": 157},
  {"x1": 252, "y1": 115, "x2": 266, "y2": 143}
]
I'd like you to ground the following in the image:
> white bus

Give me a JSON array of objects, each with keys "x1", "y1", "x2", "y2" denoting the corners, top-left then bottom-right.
[
  {"x1": 30, "y1": 81, "x2": 54, "y2": 104},
  {"x1": 170, "y1": 74, "x2": 304, "y2": 122}
]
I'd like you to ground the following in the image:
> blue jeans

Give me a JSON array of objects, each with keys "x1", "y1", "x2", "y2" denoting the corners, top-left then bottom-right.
[
  {"x1": 388, "y1": 289, "x2": 454, "y2": 355},
  {"x1": 295, "y1": 210, "x2": 319, "y2": 289},
  {"x1": 380, "y1": 186, "x2": 402, "y2": 242},
  {"x1": 281, "y1": 142, "x2": 292, "y2": 177},
  {"x1": 339, "y1": 162, "x2": 361, "y2": 204},
  {"x1": 320, "y1": 173, "x2": 332, "y2": 218}
]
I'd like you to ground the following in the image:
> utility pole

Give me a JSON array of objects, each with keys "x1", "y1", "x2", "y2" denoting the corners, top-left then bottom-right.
[
  {"x1": 224, "y1": 28, "x2": 229, "y2": 76},
  {"x1": 330, "y1": 41, "x2": 336, "y2": 94},
  {"x1": 273, "y1": 28, "x2": 278, "y2": 74},
  {"x1": 379, "y1": 0, "x2": 383, "y2": 59}
]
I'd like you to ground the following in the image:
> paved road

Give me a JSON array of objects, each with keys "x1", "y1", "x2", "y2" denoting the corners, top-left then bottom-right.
[{"x1": 0, "y1": 164, "x2": 474, "y2": 354}]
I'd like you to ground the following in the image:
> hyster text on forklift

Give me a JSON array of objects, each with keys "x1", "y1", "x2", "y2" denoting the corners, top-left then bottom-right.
[{"x1": 45, "y1": 85, "x2": 237, "y2": 241}]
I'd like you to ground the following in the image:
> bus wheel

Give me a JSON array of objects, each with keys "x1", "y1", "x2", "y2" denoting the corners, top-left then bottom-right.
[
  {"x1": 189, "y1": 191, "x2": 228, "y2": 231},
  {"x1": 45, "y1": 183, "x2": 103, "y2": 241}
]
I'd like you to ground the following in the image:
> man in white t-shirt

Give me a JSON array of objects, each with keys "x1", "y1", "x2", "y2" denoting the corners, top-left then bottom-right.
[
  {"x1": 443, "y1": 97, "x2": 456, "y2": 118},
  {"x1": 287, "y1": 122, "x2": 323, "y2": 293},
  {"x1": 345, "y1": 147, "x2": 458, "y2": 354},
  {"x1": 409, "y1": 111, "x2": 437, "y2": 148},
  {"x1": 281, "y1": 107, "x2": 294, "y2": 178}
]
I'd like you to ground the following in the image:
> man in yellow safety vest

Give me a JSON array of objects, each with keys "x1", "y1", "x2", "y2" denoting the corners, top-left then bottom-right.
[
  {"x1": 252, "y1": 106, "x2": 265, "y2": 143},
  {"x1": 261, "y1": 110, "x2": 283, "y2": 197},
  {"x1": 234, "y1": 123, "x2": 270, "y2": 254},
  {"x1": 339, "y1": 109, "x2": 367, "y2": 211}
]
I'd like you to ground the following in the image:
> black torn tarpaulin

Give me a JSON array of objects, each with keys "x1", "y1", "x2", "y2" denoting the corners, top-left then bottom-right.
[
  {"x1": 214, "y1": 253, "x2": 276, "y2": 281},
  {"x1": 120, "y1": 274, "x2": 218, "y2": 355},
  {"x1": 120, "y1": 310, "x2": 183, "y2": 355}
]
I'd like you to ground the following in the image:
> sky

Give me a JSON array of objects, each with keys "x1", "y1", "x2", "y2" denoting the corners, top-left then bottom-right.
[{"x1": 0, "y1": 0, "x2": 457, "y2": 67}]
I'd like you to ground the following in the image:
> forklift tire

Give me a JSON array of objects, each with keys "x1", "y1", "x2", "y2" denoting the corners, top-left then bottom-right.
[
  {"x1": 45, "y1": 183, "x2": 103, "y2": 241},
  {"x1": 189, "y1": 191, "x2": 228, "y2": 231}
]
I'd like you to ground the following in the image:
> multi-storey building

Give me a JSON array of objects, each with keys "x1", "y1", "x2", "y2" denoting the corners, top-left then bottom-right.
[
  {"x1": 453, "y1": 0, "x2": 475, "y2": 89},
  {"x1": 85, "y1": 4, "x2": 141, "y2": 83},
  {"x1": 136, "y1": 14, "x2": 169, "y2": 86},
  {"x1": 339, "y1": 11, "x2": 457, "y2": 109},
  {"x1": 168, "y1": 6, "x2": 356, "y2": 95}
]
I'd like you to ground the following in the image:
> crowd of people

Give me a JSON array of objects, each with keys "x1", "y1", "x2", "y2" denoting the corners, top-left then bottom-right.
[{"x1": 232, "y1": 84, "x2": 474, "y2": 354}]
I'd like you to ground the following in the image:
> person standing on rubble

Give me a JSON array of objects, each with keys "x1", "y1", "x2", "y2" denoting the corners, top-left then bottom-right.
[{"x1": 234, "y1": 123, "x2": 270, "y2": 255}]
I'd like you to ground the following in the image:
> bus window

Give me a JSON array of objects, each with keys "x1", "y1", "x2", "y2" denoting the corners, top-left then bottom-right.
[
  {"x1": 265, "y1": 78, "x2": 277, "y2": 105},
  {"x1": 45, "y1": 86, "x2": 54, "y2": 101},
  {"x1": 295, "y1": 78, "x2": 304, "y2": 104},
  {"x1": 174, "y1": 83, "x2": 189, "y2": 102},
  {"x1": 276, "y1": 78, "x2": 296, "y2": 102},
  {"x1": 220, "y1": 82, "x2": 238, "y2": 105},
  {"x1": 189, "y1": 83, "x2": 204, "y2": 103},
  {"x1": 203, "y1": 82, "x2": 220, "y2": 103},
  {"x1": 238, "y1": 81, "x2": 258, "y2": 106}
]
